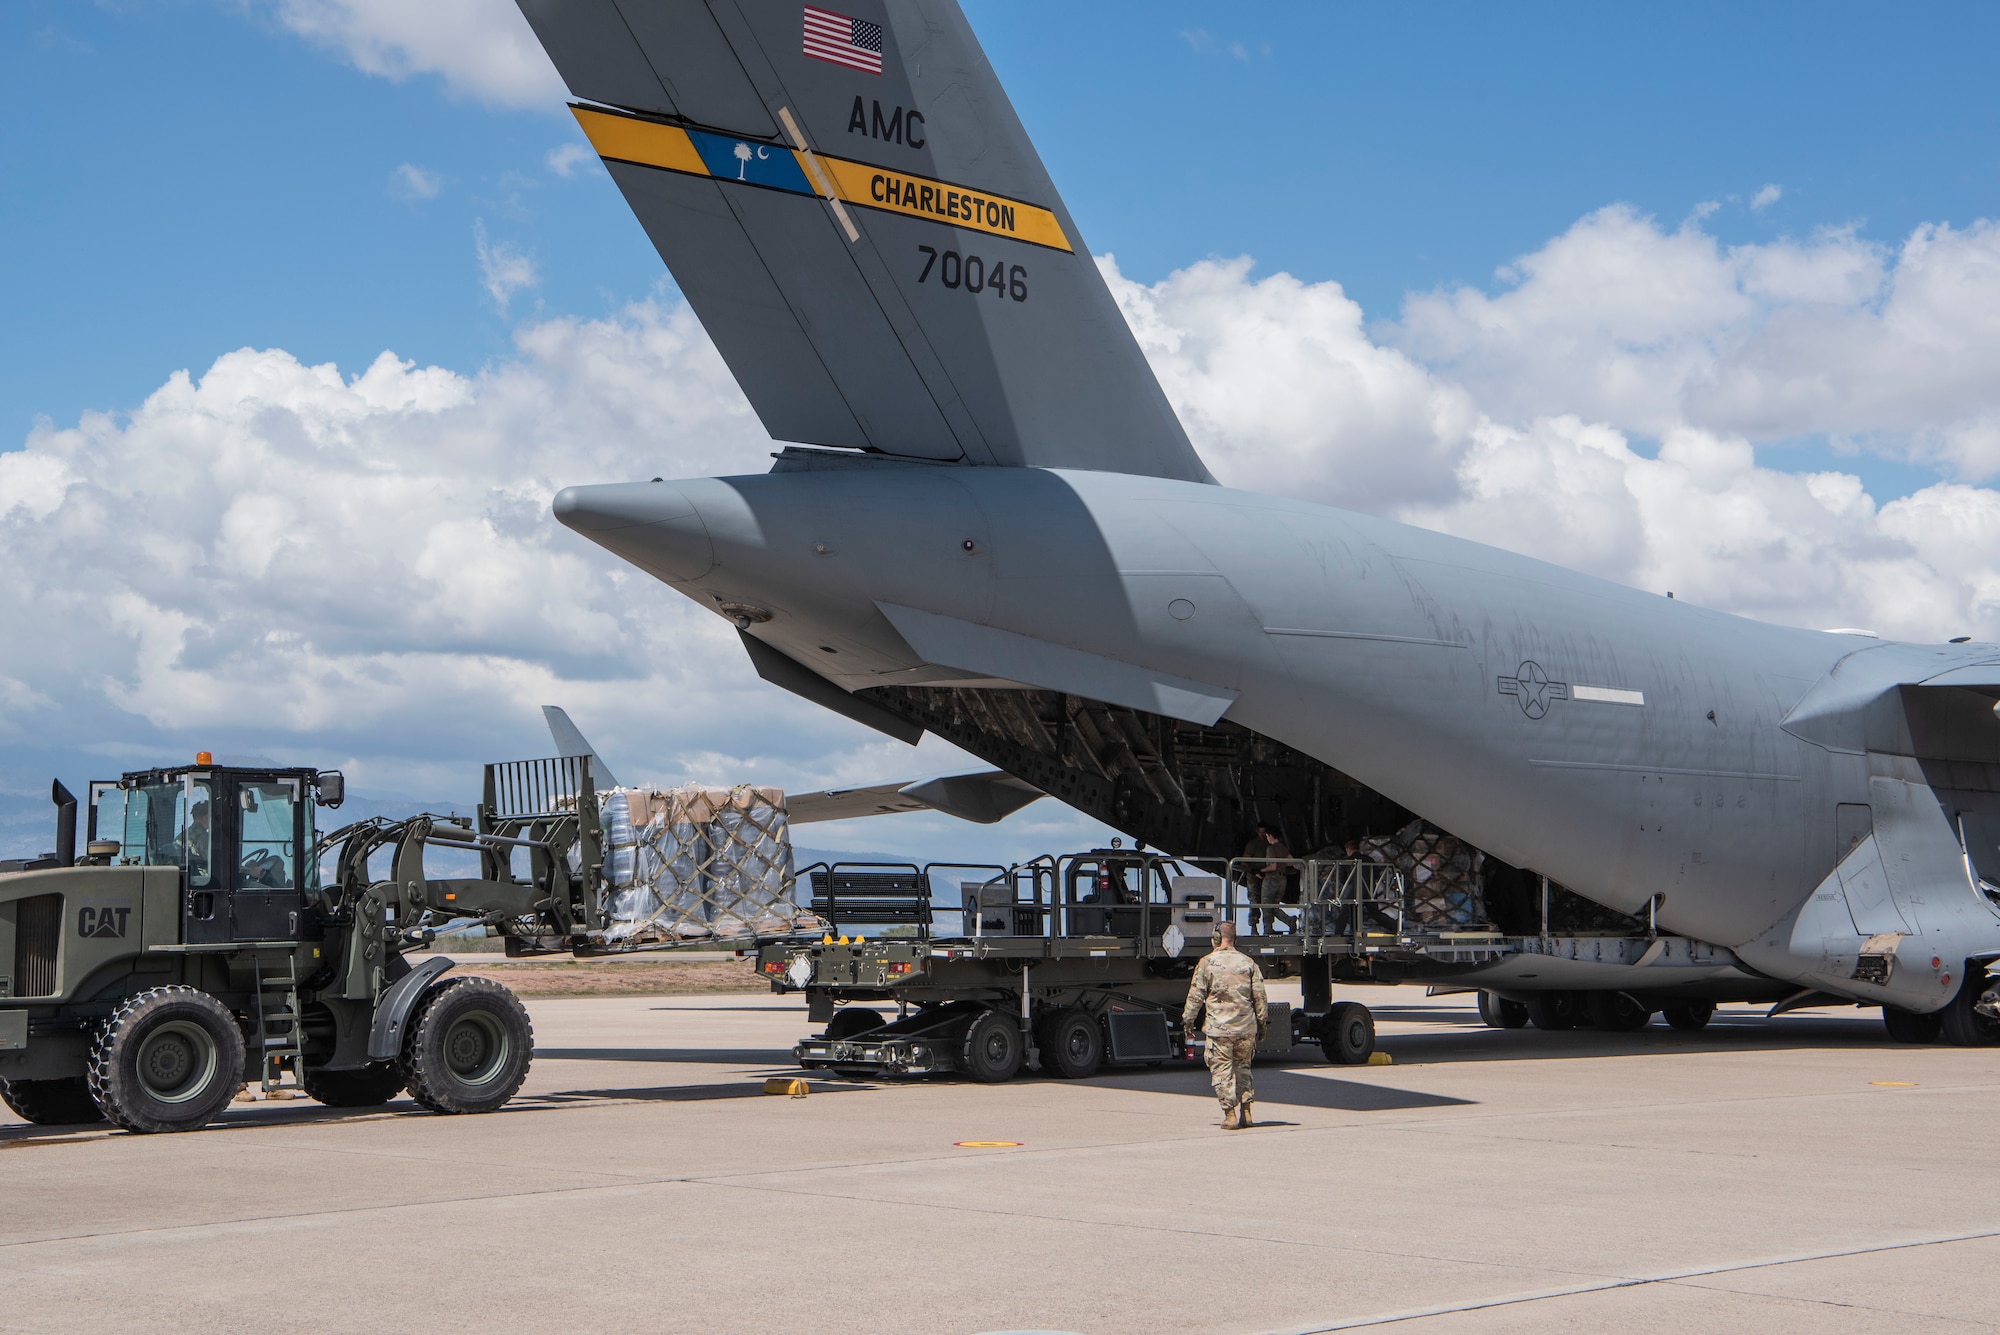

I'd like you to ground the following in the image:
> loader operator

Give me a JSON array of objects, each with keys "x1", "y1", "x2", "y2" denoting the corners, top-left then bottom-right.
[
  {"x1": 1182, "y1": 921, "x2": 1269, "y2": 1130},
  {"x1": 177, "y1": 793, "x2": 213, "y2": 884}
]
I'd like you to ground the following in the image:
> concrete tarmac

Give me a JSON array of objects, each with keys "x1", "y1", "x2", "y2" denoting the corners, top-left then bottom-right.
[{"x1": 4, "y1": 986, "x2": 1998, "y2": 1335}]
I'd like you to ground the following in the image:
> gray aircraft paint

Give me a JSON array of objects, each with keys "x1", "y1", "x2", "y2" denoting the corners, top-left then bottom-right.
[
  {"x1": 517, "y1": 0, "x2": 1209, "y2": 479},
  {"x1": 516, "y1": 0, "x2": 2000, "y2": 1013}
]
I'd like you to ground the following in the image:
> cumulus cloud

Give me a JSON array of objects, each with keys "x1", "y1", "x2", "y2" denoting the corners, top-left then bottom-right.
[
  {"x1": 1399, "y1": 418, "x2": 1999, "y2": 640},
  {"x1": 1, "y1": 302, "x2": 762, "y2": 767},
  {"x1": 1180, "y1": 29, "x2": 1266, "y2": 60},
  {"x1": 545, "y1": 142, "x2": 596, "y2": 178},
  {"x1": 1751, "y1": 183, "x2": 1783, "y2": 211},
  {"x1": 1102, "y1": 255, "x2": 1476, "y2": 513},
  {"x1": 389, "y1": 162, "x2": 442, "y2": 201},
  {"x1": 263, "y1": 0, "x2": 564, "y2": 109},
  {"x1": 1391, "y1": 206, "x2": 2000, "y2": 482},
  {"x1": 474, "y1": 220, "x2": 538, "y2": 315}
]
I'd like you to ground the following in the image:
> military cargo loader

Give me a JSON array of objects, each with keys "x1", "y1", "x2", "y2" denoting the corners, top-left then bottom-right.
[
  {"x1": 759, "y1": 846, "x2": 1817, "y2": 1081},
  {"x1": 0, "y1": 754, "x2": 680, "y2": 1133},
  {"x1": 763, "y1": 846, "x2": 1387, "y2": 1082}
]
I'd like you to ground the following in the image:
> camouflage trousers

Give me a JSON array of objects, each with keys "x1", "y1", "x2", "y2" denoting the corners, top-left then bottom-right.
[
  {"x1": 1205, "y1": 1033, "x2": 1257, "y2": 1110},
  {"x1": 1251, "y1": 876, "x2": 1295, "y2": 934}
]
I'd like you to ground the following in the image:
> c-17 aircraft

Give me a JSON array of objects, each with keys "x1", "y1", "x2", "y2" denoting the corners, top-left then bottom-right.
[{"x1": 513, "y1": 0, "x2": 2000, "y2": 1039}]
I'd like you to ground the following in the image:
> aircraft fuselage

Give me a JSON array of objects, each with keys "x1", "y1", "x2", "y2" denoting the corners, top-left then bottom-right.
[{"x1": 557, "y1": 461, "x2": 2000, "y2": 1013}]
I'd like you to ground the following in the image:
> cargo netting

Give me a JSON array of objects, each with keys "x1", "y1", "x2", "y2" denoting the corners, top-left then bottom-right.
[
  {"x1": 599, "y1": 785, "x2": 808, "y2": 943},
  {"x1": 1356, "y1": 819, "x2": 1489, "y2": 928}
]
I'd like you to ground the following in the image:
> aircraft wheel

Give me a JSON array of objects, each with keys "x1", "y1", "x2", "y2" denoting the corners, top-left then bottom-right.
[
  {"x1": 86, "y1": 986, "x2": 245, "y2": 1134},
  {"x1": 0, "y1": 1076, "x2": 106, "y2": 1126},
  {"x1": 1882, "y1": 1005, "x2": 1943, "y2": 1044},
  {"x1": 1525, "y1": 992, "x2": 1577, "y2": 1031},
  {"x1": 823, "y1": 1007, "x2": 886, "y2": 1040},
  {"x1": 1477, "y1": 992, "x2": 1529, "y2": 1029},
  {"x1": 960, "y1": 1012, "x2": 1024, "y2": 1083},
  {"x1": 1319, "y1": 1001, "x2": 1375, "y2": 1064},
  {"x1": 399, "y1": 977, "x2": 534, "y2": 1114},
  {"x1": 1585, "y1": 991, "x2": 1654, "y2": 1032},
  {"x1": 1938, "y1": 966, "x2": 2000, "y2": 1046},
  {"x1": 1661, "y1": 1002, "x2": 1715, "y2": 1031},
  {"x1": 1039, "y1": 1008, "x2": 1104, "y2": 1079}
]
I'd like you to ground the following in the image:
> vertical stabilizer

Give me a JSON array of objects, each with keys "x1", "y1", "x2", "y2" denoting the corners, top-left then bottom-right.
[
  {"x1": 543, "y1": 705, "x2": 622, "y2": 789},
  {"x1": 515, "y1": 0, "x2": 1211, "y2": 482}
]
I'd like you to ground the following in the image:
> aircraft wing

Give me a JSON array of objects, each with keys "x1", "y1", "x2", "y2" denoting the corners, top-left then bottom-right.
[
  {"x1": 788, "y1": 770, "x2": 1041, "y2": 825},
  {"x1": 786, "y1": 781, "x2": 932, "y2": 823},
  {"x1": 544, "y1": 704, "x2": 1040, "y2": 824}
]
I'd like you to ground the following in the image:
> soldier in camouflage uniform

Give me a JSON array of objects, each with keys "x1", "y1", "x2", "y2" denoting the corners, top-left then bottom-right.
[{"x1": 1182, "y1": 921, "x2": 1269, "y2": 1128}]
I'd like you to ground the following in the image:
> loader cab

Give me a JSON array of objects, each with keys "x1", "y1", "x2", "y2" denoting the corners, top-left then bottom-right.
[{"x1": 91, "y1": 764, "x2": 344, "y2": 945}]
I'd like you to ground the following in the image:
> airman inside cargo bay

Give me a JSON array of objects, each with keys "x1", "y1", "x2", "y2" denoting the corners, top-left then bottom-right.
[
  {"x1": 1184, "y1": 921, "x2": 1269, "y2": 1129},
  {"x1": 1244, "y1": 824, "x2": 1295, "y2": 934}
]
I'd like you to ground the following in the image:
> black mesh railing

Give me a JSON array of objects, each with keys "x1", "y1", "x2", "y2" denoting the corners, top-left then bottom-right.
[{"x1": 484, "y1": 756, "x2": 590, "y2": 820}]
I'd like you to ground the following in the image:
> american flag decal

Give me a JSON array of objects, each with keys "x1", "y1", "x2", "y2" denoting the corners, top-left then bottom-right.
[{"x1": 803, "y1": 5, "x2": 884, "y2": 75}]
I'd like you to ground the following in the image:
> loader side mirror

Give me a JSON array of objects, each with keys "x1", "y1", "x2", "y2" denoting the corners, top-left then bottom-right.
[{"x1": 314, "y1": 771, "x2": 345, "y2": 809}]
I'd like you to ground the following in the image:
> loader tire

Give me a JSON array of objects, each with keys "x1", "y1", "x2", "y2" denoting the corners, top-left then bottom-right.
[
  {"x1": 1039, "y1": 1008, "x2": 1104, "y2": 1079},
  {"x1": 302, "y1": 1062, "x2": 406, "y2": 1108},
  {"x1": 1319, "y1": 1001, "x2": 1376, "y2": 1064},
  {"x1": 959, "y1": 1011, "x2": 1024, "y2": 1083},
  {"x1": 0, "y1": 1076, "x2": 106, "y2": 1126},
  {"x1": 399, "y1": 977, "x2": 532, "y2": 1114},
  {"x1": 86, "y1": 987, "x2": 244, "y2": 1134}
]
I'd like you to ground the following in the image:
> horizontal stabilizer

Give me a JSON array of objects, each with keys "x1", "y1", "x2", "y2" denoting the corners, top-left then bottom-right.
[
  {"x1": 788, "y1": 769, "x2": 1041, "y2": 824},
  {"x1": 896, "y1": 771, "x2": 1042, "y2": 824},
  {"x1": 515, "y1": 0, "x2": 1209, "y2": 482}
]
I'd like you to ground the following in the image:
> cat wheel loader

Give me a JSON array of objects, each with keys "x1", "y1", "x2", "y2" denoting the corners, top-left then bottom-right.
[{"x1": 0, "y1": 754, "x2": 604, "y2": 1133}]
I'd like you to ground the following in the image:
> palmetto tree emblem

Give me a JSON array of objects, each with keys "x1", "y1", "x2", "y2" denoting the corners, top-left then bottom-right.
[{"x1": 733, "y1": 142, "x2": 753, "y2": 179}]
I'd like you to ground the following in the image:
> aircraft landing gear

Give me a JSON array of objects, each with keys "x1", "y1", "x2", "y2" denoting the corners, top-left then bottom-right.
[
  {"x1": 1525, "y1": 992, "x2": 1578, "y2": 1030},
  {"x1": 1882, "y1": 1005, "x2": 1943, "y2": 1044},
  {"x1": 1585, "y1": 991, "x2": 1653, "y2": 1032},
  {"x1": 1661, "y1": 1002, "x2": 1715, "y2": 1031},
  {"x1": 1477, "y1": 992, "x2": 1529, "y2": 1028}
]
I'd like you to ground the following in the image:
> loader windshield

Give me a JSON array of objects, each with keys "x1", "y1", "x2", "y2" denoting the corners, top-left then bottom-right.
[
  {"x1": 121, "y1": 778, "x2": 212, "y2": 882},
  {"x1": 238, "y1": 781, "x2": 297, "y2": 889}
]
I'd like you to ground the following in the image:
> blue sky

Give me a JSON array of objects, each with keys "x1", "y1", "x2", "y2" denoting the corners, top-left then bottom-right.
[
  {"x1": 7, "y1": 2, "x2": 1999, "y2": 500},
  {"x1": 5, "y1": 1, "x2": 2000, "y2": 860}
]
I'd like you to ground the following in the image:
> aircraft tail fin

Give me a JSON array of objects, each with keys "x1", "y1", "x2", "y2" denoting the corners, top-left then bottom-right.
[
  {"x1": 515, "y1": 0, "x2": 1209, "y2": 482},
  {"x1": 543, "y1": 705, "x2": 621, "y2": 789}
]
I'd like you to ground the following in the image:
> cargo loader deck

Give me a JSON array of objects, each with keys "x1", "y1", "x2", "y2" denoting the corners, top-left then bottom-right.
[{"x1": 756, "y1": 849, "x2": 1777, "y2": 1080}]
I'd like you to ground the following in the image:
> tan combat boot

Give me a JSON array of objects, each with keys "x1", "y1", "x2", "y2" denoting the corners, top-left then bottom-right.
[
  {"x1": 1220, "y1": 1104, "x2": 1239, "y2": 1130},
  {"x1": 1238, "y1": 1101, "x2": 1255, "y2": 1128}
]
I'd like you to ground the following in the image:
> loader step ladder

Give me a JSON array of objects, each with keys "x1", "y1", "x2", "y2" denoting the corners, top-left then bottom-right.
[{"x1": 253, "y1": 956, "x2": 305, "y2": 1094}]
